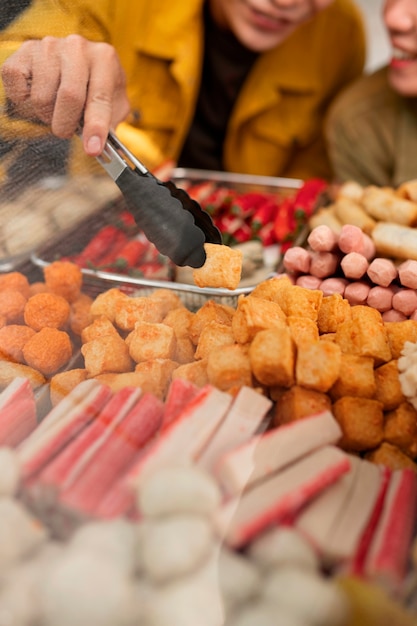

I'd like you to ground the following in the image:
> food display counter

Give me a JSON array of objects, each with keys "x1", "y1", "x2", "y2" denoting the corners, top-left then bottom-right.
[{"x1": 0, "y1": 170, "x2": 416, "y2": 626}]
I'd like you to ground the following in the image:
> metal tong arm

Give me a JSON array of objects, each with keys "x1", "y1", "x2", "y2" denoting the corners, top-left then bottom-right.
[{"x1": 96, "y1": 130, "x2": 150, "y2": 181}]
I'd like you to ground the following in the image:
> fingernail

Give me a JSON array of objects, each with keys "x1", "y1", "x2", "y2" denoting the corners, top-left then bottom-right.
[{"x1": 86, "y1": 135, "x2": 102, "y2": 154}]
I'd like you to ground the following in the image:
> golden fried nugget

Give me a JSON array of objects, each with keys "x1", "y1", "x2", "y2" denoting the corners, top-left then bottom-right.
[
  {"x1": 81, "y1": 334, "x2": 133, "y2": 377},
  {"x1": 149, "y1": 289, "x2": 183, "y2": 317},
  {"x1": 330, "y1": 354, "x2": 376, "y2": 401},
  {"x1": 248, "y1": 275, "x2": 293, "y2": 304},
  {"x1": 24, "y1": 292, "x2": 71, "y2": 331},
  {"x1": 384, "y1": 402, "x2": 417, "y2": 458},
  {"x1": 128, "y1": 322, "x2": 176, "y2": 363},
  {"x1": 29, "y1": 281, "x2": 51, "y2": 296},
  {"x1": 133, "y1": 358, "x2": 179, "y2": 399},
  {"x1": 332, "y1": 396, "x2": 384, "y2": 452},
  {"x1": 195, "y1": 321, "x2": 235, "y2": 360},
  {"x1": 69, "y1": 293, "x2": 93, "y2": 336},
  {"x1": 189, "y1": 300, "x2": 235, "y2": 346},
  {"x1": 114, "y1": 295, "x2": 166, "y2": 331},
  {"x1": 286, "y1": 316, "x2": 319, "y2": 348},
  {"x1": 163, "y1": 307, "x2": 194, "y2": 337},
  {"x1": 50, "y1": 368, "x2": 89, "y2": 406},
  {"x1": 173, "y1": 335, "x2": 195, "y2": 364},
  {"x1": 43, "y1": 260, "x2": 83, "y2": 302},
  {"x1": 384, "y1": 319, "x2": 417, "y2": 359},
  {"x1": 206, "y1": 344, "x2": 252, "y2": 391},
  {"x1": 193, "y1": 243, "x2": 243, "y2": 290},
  {"x1": 317, "y1": 293, "x2": 352, "y2": 334},
  {"x1": 0, "y1": 272, "x2": 30, "y2": 298},
  {"x1": 89, "y1": 288, "x2": 129, "y2": 322},
  {"x1": 0, "y1": 360, "x2": 46, "y2": 389},
  {"x1": 0, "y1": 324, "x2": 36, "y2": 363},
  {"x1": 273, "y1": 385, "x2": 332, "y2": 426},
  {"x1": 249, "y1": 327, "x2": 295, "y2": 388},
  {"x1": 0, "y1": 289, "x2": 27, "y2": 323},
  {"x1": 365, "y1": 442, "x2": 417, "y2": 472},
  {"x1": 23, "y1": 327, "x2": 73, "y2": 377},
  {"x1": 374, "y1": 360, "x2": 405, "y2": 410},
  {"x1": 172, "y1": 359, "x2": 209, "y2": 388},
  {"x1": 296, "y1": 340, "x2": 342, "y2": 393},
  {"x1": 232, "y1": 295, "x2": 286, "y2": 344},
  {"x1": 279, "y1": 285, "x2": 323, "y2": 321},
  {"x1": 335, "y1": 305, "x2": 392, "y2": 365},
  {"x1": 81, "y1": 315, "x2": 120, "y2": 344}
]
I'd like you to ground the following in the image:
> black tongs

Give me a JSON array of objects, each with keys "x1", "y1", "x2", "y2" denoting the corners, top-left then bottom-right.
[{"x1": 95, "y1": 131, "x2": 222, "y2": 268}]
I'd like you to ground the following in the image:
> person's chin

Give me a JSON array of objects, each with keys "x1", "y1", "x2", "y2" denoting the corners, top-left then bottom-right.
[
  {"x1": 237, "y1": 21, "x2": 295, "y2": 52},
  {"x1": 388, "y1": 67, "x2": 417, "y2": 98}
]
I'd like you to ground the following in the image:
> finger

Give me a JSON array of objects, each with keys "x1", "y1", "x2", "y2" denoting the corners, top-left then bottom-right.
[
  {"x1": 29, "y1": 37, "x2": 62, "y2": 125},
  {"x1": 1, "y1": 42, "x2": 35, "y2": 103}
]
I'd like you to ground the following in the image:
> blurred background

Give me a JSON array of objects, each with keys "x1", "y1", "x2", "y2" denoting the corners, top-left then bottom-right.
[{"x1": 355, "y1": 0, "x2": 390, "y2": 72}]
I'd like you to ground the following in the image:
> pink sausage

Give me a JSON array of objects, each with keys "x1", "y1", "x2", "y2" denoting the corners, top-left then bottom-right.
[
  {"x1": 283, "y1": 246, "x2": 311, "y2": 275},
  {"x1": 296, "y1": 275, "x2": 322, "y2": 290},
  {"x1": 410, "y1": 310, "x2": 417, "y2": 321},
  {"x1": 344, "y1": 281, "x2": 371, "y2": 306},
  {"x1": 392, "y1": 289, "x2": 417, "y2": 317},
  {"x1": 398, "y1": 260, "x2": 417, "y2": 289},
  {"x1": 361, "y1": 233, "x2": 376, "y2": 261},
  {"x1": 366, "y1": 286, "x2": 394, "y2": 313},
  {"x1": 337, "y1": 224, "x2": 366, "y2": 254},
  {"x1": 382, "y1": 309, "x2": 408, "y2": 322},
  {"x1": 367, "y1": 258, "x2": 398, "y2": 287},
  {"x1": 309, "y1": 251, "x2": 339, "y2": 279},
  {"x1": 319, "y1": 277, "x2": 348, "y2": 297},
  {"x1": 307, "y1": 225, "x2": 339, "y2": 252},
  {"x1": 340, "y1": 252, "x2": 369, "y2": 280}
]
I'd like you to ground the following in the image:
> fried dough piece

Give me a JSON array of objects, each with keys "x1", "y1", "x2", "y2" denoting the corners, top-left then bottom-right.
[
  {"x1": 206, "y1": 344, "x2": 252, "y2": 392},
  {"x1": 23, "y1": 328, "x2": 73, "y2": 377},
  {"x1": 0, "y1": 290, "x2": 27, "y2": 323},
  {"x1": 0, "y1": 324, "x2": 36, "y2": 363},
  {"x1": 332, "y1": 396, "x2": 384, "y2": 452},
  {"x1": 50, "y1": 368, "x2": 89, "y2": 406},
  {"x1": 81, "y1": 334, "x2": 133, "y2": 377},
  {"x1": 24, "y1": 293, "x2": 70, "y2": 331},
  {"x1": 232, "y1": 295, "x2": 286, "y2": 344},
  {"x1": 365, "y1": 442, "x2": 417, "y2": 472},
  {"x1": 43, "y1": 260, "x2": 83, "y2": 302},
  {"x1": 0, "y1": 360, "x2": 46, "y2": 389},
  {"x1": 273, "y1": 385, "x2": 332, "y2": 426},
  {"x1": 192, "y1": 243, "x2": 243, "y2": 290},
  {"x1": 249, "y1": 327, "x2": 295, "y2": 388}
]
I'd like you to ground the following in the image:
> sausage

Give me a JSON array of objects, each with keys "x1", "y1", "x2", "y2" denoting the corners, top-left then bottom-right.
[
  {"x1": 309, "y1": 251, "x2": 339, "y2": 279},
  {"x1": 367, "y1": 258, "x2": 398, "y2": 287},
  {"x1": 337, "y1": 224, "x2": 366, "y2": 255},
  {"x1": 340, "y1": 252, "x2": 369, "y2": 280},
  {"x1": 392, "y1": 289, "x2": 417, "y2": 317},
  {"x1": 366, "y1": 286, "x2": 394, "y2": 313},
  {"x1": 319, "y1": 278, "x2": 348, "y2": 297},
  {"x1": 382, "y1": 309, "x2": 408, "y2": 322},
  {"x1": 344, "y1": 281, "x2": 371, "y2": 306},
  {"x1": 283, "y1": 246, "x2": 311, "y2": 275},
  {"x1": 295, "y1": 275, "x2": 322, "y2": 290},
  {"x1": 307, "y1": 225, "x2": 339, "y2": 252},
  {"x1": 397, "y1": 260, "x2": 417, "y2": 289}
]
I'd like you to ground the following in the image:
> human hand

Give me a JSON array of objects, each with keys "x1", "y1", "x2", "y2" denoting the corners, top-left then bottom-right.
[{"x1": 1, "y1": 34, "x2": 131, "y2": 156}]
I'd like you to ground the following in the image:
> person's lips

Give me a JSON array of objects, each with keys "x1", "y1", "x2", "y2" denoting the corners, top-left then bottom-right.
[
  {"x1": 390, "y1": 46, "x2": 417, "y2": 68},
  {"x1": 248, "y1": 6, "x2": 293, "y2": 32}
]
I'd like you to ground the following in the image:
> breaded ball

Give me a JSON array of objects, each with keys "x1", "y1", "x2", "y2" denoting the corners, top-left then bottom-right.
[
  {"x1": 70, "y1": 293, "x2": 93, "y2": 336},
  {"x1": 0, "y1": 272, "x2": 30, "y2": 298},
  {"x1": 0, "y1": 289, "x2": 27, "y2": 323},
  {"x1": 0, "y1": 324, "x2": 36, "y2": 362},
  {"x1": 43, "y1": 260, "x2": 83, "y2": 302},
  {"x1": 29, "y1": 281, "x2": 51, "y2": 296},
  {"x1": 23, "y1": 327, "x2": 73, "y2": 377},
  {"x1": 24, "y1": 292, "x2": 71, "y2": 331}
]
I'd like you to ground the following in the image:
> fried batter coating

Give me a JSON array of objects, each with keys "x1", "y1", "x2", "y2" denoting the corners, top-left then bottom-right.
[
  {"x1": 23, "y1": 327, "x2": 73, "y2": 377},
  {"x1": 24, "y1": 292, "x2": 71, "y2": 331},
  {"x1": 0, "y1": 324, "x2": 36, "y2": 362},
  {"x1": 0, "y1": 290, "x2": 27, "y2": 323},
  {"x1": 43, "y1": 260, "x2": 83, "y2": 302},
  {"x1": 50, "y1": 368, "x2": 89, "y2": 406},
  {"x1": 0, "y1": 272, "x2": 30, "y2": 298},
  {"x1": 29, "y1": 282, "x2": 51, "y2": 296},
  {"x1": 70, "y1": 293, "x2": 93, "y2": 336}
]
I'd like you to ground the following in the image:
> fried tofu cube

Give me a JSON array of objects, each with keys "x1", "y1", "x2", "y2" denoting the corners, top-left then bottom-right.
[
  {"x1": 249, "y1": 327, "x2": 295, "y2": 387},
  {"x1": 114, "y1": 295, "x2": 166, "y2": 331},
  {"x1": 149, "y1": 289, "x2": 183, "y2": 317},
  {"x1": 248, "y1": 275, "x2": 293, "y2": 304},
  {"x1": 89, "y1": 288, "x2": 128, "y2": 323},
  {"x1": 330, "y1": 354, "x2": 376, "y2": 400},
  {"x1": 206, "y1": 344, "x2": 252, "y2": 391},
  {"x1": 335, "y1": 305, "x2": 392, "y2": 365},
  {"x1": 172, "y1": 359, "x2": 209, "y2": 388},
  {"x1": 173, "y1": 335, "x2": 196, "y2": 364},
  {"x1": 81, "y1": 334, "x2": 133, "y2": 377},
  {"x1": 365, "y1": 442, "x2": 417, "y2": 472},
  {"x1": 332, "y1": 396, "x2": 384, "y2": 452},
  {"x1": 374, "y1": 359, "x2": 405, "y2": 410},
  {"x1": 133, "y1": 358, "x2": 179, "y2": 399},
  {"x1": 278, "y1": 285, "x2": 323, "y2": 321},
  {"x1": 50, "y1": 368, "x2": 88, "y2": 406},
  {"x1": 384, "y1": 401, "x2": 417, "y2": 458},
  {"x1": 296, "y1": 340, "x2": 342, "y2": 393},
  {"x1": 195, "y1": 321, "x2": 235, "y2": 360},
  {"x1": 127, "y1": 322, "x2": 176, "y2": 363},
  {"x1": 81, "y1": 315, "x2": 120, "y2": 344},
  {"x1": 317, "y1": 293, "x2": 352, "y2": 334},
  {"x1": 163, "y1": 307, "x2": 194, "y2": 337},
  {"x1": 385, "y1": 319, "x2": 417, "y2": 359},
  {"x1": 286, "y1": 316, "x2": 319, "y2": 347},
  {"x1": 232, "y1": 295, "x2": 286, "y2": 344},
  {"x1": 192, "y1": 243, "x2": 243, "y2": 290},
  {"x1": 273, "y1": 385, "x2": 332, "y2": 426},
  {"x1": 189, "y1": 300, "x2": 235, "y2": 346}
]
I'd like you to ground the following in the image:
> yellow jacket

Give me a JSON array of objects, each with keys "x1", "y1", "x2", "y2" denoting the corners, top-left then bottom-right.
[{"x1": 0, "y1": 0, "x2": 365, "y2": 180}]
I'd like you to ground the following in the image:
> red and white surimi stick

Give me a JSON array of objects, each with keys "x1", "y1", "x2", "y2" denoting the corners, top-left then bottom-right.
[
  {"x1": 17, "y1": 381, "x2": 113, "y2": 480},
  {"x1": 363, "y1": 468, "x2": 417, "y2": 592},
  {"x1": 392, "y1": 289, "x2": 417, "y2": 317},
  {"x1": 367, "y1": 258, "x2": 398, "y2": 287},
  {"x1": 214, "y1": 445, "x2": 351, "y2": 549},
  {"x1": 35, "y1": 386, "x2": 142, "y2": 497},
  {"x1": 295, "y1": 275, "x2": 322, "y2": 290},
  {"x1": 197, "y1": 386, "x2": 272, "y2": 474},
  {"x1": 283, "y1": 246, "x2": 311, "y2": 274},
  {"x1": 307, "y1": 225, "x2": 339, "y2": 252},
  {"x1": 127, "y1": 385, "x2": 233, "y2": 489},
  {"x1": 215, "y1": 410, "x2": 342, "y2": 497},
  {"x1": 59, "y1": 392, "x2": 164, "y2": 515},
  {"x1": 366, "y1": 286, "x2": 394, "y2": 313},
  {"x1": 340, "y1": 252, "x2": 369, "y2": 280},
  {"x1": 161, "y1": 378, "x2": 200, "y2": 431},
  {"x1": 94, "y1": 475, "x2": 136, "y2": 519},
  {"x1": 398, "y1": 259, "x2": 417, "y2": 289},
  {"x1": 344, "y1": 281, "x2": 371, "y2": 306},
  {"x1": 309, "y1": 251, "x2": 339, "y2": 279},
  {"x1": 0, "y1": 377, "x2": 37, "y2": 447},
  {"x1": 319, "y1": 277, "x2": 348, "y2": 297}
]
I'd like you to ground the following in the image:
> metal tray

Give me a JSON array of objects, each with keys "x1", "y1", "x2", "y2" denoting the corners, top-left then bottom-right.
[{"x1": 31, "y1": 169, "x2": 303, "y2": 308}]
